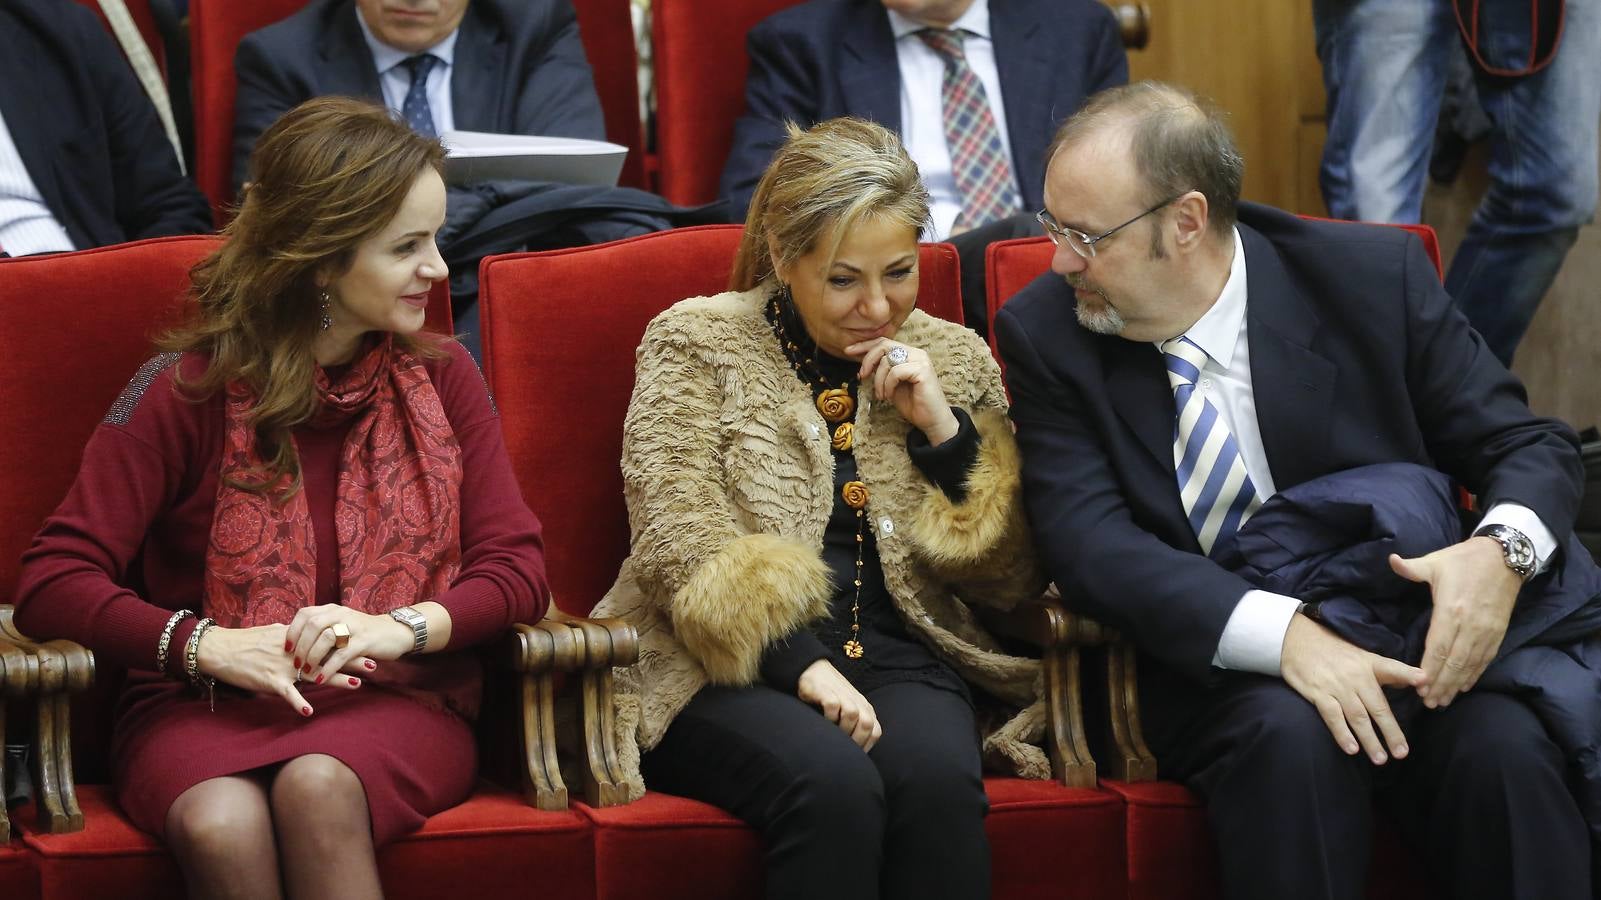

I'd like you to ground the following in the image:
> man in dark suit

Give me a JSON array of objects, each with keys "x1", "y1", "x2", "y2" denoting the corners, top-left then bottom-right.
[
  {"x1": 0, "y1": 0, "x2": 211, "y2": 255},
  {"x1": 720, "y1": 0, "x2": 1127, "y2": 337},
  {"x1": 996, "y1": 81, "x2": 1590, "y2": 900},
  {"x1": 232, "y1": 0, "x2": 605, "y2": 192}
]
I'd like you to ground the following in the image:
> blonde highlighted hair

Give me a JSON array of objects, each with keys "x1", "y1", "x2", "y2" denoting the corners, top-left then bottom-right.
[
  {"x1": 161, "y1": 96, "x2": 448, "y2": 496},
  {"x1": 729, "y1": 118, "x2": 930, "y2": 291}
]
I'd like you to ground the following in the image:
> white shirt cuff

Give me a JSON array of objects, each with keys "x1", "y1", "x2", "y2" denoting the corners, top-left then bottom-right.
[
  {"x1": 1211, "y1": 589, "x2": 1301, "y2": 675},
  {"x1": 1477, "y1": 502, "x2": 1558, "y2": 573}
]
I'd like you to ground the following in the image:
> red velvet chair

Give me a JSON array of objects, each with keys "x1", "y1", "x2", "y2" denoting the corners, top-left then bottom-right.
[
  {"x1": 568, "y1": 0, "x2": 648, "y2": 189},
  {"x1": 0, "y1": 237, "x2": 608, "y2": 900},
  {"x1": 650, "y1": 0, "x2": 803, "y2": 207},
  {"x1": 189, "y1": 0, "x2": 309, "y2": 220},
  {"x1": 478, "y1": 224, "x2": 1130, "y2": 900},
  {"x1": 983, "y1": 221, "x2": 1448, "y2": 900}
]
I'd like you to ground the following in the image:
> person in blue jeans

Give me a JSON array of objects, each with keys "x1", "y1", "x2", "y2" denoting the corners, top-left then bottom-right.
[{"x1": 1314, "y1": 0, "x2": 1600, "y2": 366}]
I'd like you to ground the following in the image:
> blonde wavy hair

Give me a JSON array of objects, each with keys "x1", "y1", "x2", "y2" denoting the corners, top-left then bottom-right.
[
  {"x1": 729, "y1": 117, "x2": 930, "y2": 291},
  {"x1": 161, "y1": 96, "x2": 447, "y2": 496}
]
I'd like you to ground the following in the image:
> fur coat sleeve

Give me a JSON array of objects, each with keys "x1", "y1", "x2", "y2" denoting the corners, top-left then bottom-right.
[{"x1": 618, "y1": 308, "x2": 833, "y2": 686}]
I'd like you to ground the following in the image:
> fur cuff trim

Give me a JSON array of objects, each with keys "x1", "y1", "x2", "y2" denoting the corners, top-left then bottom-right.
[
  {"x1": 909, "y1": 408, "x2": 1024, "y2": 566},
  {"x1": 671, "y1": 533, "x2": 832, "y2": 685}
]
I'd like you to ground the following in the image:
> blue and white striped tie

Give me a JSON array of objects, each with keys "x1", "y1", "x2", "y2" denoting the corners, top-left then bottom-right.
[{"x1": 1162, "y1": 336, "x2": 1263, "y2": 558}]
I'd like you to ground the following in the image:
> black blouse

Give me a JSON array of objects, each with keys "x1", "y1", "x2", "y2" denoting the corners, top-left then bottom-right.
[{"x1": 758, "y1": 298, "x2": 980, "y2": 701}]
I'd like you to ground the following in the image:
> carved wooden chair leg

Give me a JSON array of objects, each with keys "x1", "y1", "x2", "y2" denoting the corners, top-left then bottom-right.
[
  {"x1": 32, "y1": 691, "x2": 68, "y2": 833},
  {"x1": 521, "y1": 669, "x2": 568, "y2": 811},
  {"x1": 1043, "y1": 643, "x2": 1098, "y2": 788},
  {"x1": 568, "y1": 620, "x2": 627, "y2": 808},
  {"x1": 46, "y1": 693, "x2": 82, "y2": 831},
  {"x1": 1104, "y1": 642, "x2": 1157, "y2": 782}
]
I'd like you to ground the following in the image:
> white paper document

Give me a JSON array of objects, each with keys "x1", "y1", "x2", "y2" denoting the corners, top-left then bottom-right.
[{"x1": 440, "y1": 130, "x2": 628, "y2": 187}]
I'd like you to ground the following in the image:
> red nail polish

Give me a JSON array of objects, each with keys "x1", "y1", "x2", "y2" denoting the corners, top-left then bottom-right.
[
  {"x1": 364, "y1": 659, "x2": 377, "y2": 670},
  {"x1": 348, "y1": 677, "x2": 361, "y2": 686},
  {"x1": 293, "y1": 657, "x2": 302, "y2": 669},
  {"x1": 285, "y1": 640, "x2": 294, "y2": 652},
  {"x1": 302, "y1": 664, "x2": 313, "y2": 674},
  {"x1": 301, "y1": 706, "x2": 312, "y2": 717},
  {"x1": 314, "y1": 674, "x2": 324, "y2": 685}
]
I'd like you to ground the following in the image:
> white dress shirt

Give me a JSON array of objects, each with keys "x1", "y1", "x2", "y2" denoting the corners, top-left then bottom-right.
[
  {"x1": 886, "y1": 0, "x2": 1019, "y2": 241},
  {"x1": 355, "y1": 12, "x2": 460, "y2": 135},
  {"x1": 1168, "y1": 228, "x2": 1559, "y2": 675},
  {"x1": 0, "y1": 107, "x2": 75, "y2": 255}
]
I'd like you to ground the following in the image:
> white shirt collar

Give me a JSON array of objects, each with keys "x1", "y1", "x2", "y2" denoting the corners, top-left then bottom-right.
[
  {"x1": 888, "y1": 0, "x2": 991, "y2": 41},
  {"x1": 1164, "y1": 227, "x2": 1248, "y2": 370},
  {"x1": 355, "y1": 8, "x2": 460, "y2": 76}
]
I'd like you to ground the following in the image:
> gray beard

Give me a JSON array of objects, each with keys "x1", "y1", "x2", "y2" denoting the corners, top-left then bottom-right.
[{"x1": 1073, "y1": 287, "x2": 1125, "y2": 335}]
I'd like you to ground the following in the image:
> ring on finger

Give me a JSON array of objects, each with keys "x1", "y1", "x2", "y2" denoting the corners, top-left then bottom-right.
[
  {"x1": 331, "y1": 622, "x2": 352, "y2": 650},
  {"x1": 887, "y1": 346, "x2": 910, "y2": 366}
]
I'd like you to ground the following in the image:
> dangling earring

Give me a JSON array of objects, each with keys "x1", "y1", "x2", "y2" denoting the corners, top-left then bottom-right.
[{"x1": 319, "y1": 291, "x2": 332, "y2": 332}]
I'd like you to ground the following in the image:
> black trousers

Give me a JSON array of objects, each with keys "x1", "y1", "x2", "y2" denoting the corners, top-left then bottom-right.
[
  {"x1": 945, "y1": 211, "x2": 1041, "y2": 342},
  {"x1": 1147, "y1": 674, "x2": 1591, "y2": 900},
  {"x1": 642, "y1": 681, "x2": 991, "y2": 900}
]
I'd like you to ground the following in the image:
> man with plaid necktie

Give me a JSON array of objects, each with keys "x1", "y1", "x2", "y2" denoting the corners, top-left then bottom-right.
[
  {"x1": 998, "y1": 82, "x2": 1590, "y2": 900},
  {"x1": 721, "y1": 0, "x2": 1128, "y2": 339}
]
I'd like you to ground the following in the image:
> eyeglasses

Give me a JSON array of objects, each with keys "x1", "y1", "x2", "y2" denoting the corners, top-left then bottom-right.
[{"x1": 1036, "y1": 193, "x2": 1186, "y2": 259}]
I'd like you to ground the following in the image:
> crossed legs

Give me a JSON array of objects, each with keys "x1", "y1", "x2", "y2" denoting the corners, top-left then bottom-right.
[{"x1": 164, "y1": 754, "x2": 380, "y2": 900}]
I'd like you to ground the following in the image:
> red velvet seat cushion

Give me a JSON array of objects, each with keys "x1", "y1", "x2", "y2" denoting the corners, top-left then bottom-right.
[
  {"x1": 0, "y1": 840, "x2": 40, "y2": 900},
  {"x1": 580, "y1": 778, "x2": 1126, "y2": 900},
  {"x1": 1103, "y1": 779, "x2": 1438, "y2": 900},
  {"x1": 22, "y1": 784, "x2": 595, "y2": 900}
]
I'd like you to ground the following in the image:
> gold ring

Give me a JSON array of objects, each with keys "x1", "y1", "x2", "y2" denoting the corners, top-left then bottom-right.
[{"x1": 331, "y1": 623, "x2": 351, "y2": 650}]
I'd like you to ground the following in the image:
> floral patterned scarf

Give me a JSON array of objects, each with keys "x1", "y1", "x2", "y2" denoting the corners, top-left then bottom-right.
[{"x1": 204, "y1": 336, "x2": 463, "y2": 627}]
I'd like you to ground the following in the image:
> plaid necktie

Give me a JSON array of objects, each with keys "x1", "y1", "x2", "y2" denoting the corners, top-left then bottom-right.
[
  {"x1": 401, "y1": 54, "x2": 439, "y2": 138},
  {"x1": 1162, "y1": 336, "x2": 1263, "y2": 558},
  {"x1": 916, "y1": 28, "x2": 1021, "y2": 230}
]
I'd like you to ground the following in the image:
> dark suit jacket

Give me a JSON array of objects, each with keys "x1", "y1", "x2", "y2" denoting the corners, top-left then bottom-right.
[
  {"x1": 994, "y1": 203, "x2": 1584, "y2": 692},
  {"x1": 0, "y1": 0, "x2": 212, "y2": 250},
  {"x1": 232, "y1": 0, "x2": 605, "y2": 191},
  {"x1": 718, "y1": 0, "x2": 1128, "y2": 222}
]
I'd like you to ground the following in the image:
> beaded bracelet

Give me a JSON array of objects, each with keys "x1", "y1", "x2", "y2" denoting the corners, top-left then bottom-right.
[
  {"x1": 155, "y1": 609, "x2": 196, "y2": 675},
  {"x1": 184, "y1": 617, "x2": 218, "y2": 712}
]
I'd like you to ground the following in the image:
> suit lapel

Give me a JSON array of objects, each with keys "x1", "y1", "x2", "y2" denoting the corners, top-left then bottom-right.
[
  {"x1": 1105, "y1": 337, "x2": 1175, "y2": 473},
  {"x1": 320, "y1": 5, "x2": 385, "y2": 100},
  {"x1": 1240, "y1": 225, "x2": 1336, "y2": 491},
  {"x1": 989, "y1": 3, "x2": 1050, "y2": 207},
  {"x1": 448, "y1": 8, "x2": 505, "y2": 133},
  {"x1": 840, "y1": 5, "x2": 902, "y2": 132}
]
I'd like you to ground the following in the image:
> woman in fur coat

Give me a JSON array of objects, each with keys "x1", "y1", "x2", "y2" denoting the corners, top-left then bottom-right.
[{"x1": 591, "y1": 118, "x2": 1048, "y2": 900}]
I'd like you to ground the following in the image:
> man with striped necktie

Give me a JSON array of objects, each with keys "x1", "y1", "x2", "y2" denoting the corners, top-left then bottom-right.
[{"x1": 997, "y1": 82, "x2": 1589, "y2": 900}]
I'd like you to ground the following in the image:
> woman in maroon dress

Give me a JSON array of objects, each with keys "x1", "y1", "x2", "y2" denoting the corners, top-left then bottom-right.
[{"x1": 15, "y1": 97, "x2": 550, "y2": 899}]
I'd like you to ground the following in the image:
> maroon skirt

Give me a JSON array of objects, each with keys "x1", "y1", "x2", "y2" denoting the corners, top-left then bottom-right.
[{"x1": 111, "y1": 674, "x2": 477, "y2": 846}]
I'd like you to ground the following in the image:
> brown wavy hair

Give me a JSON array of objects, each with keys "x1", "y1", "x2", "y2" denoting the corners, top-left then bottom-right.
[
  {"x1": 161, "y1": 96, "x2": 447, "y2": 496},
  {"x1": 729, "y1": 118, "x2": 929, "y2": 292}
]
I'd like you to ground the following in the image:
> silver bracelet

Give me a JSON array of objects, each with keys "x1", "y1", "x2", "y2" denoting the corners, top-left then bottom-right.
[
  {"x1": 155, "y1": 609, "x2": 196, "y2": 675},
  {"x1": 184, "y1": 617, "x2": 218, "y2": 712}
]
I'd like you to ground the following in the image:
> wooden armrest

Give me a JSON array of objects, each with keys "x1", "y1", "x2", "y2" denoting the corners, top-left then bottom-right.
[
  {"x1": 1108, "y1": 2, "x2": 1151, "y2": 50},
  {"x1": 983, "y1": 592, "x2": 1156, "y2": 786},
  {"x1": 491, "y1": 610, "x2": 642, "y2": 811},
  {"x1": 0, "y1": 604, "x2": 90, "y2": 835}
]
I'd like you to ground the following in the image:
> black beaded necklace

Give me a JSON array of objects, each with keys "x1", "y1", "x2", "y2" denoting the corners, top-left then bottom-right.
[{"x1": 768, "y1": 288, "x2": 867, "y2": 659}]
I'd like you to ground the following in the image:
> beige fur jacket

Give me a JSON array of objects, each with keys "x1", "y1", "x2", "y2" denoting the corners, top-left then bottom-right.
[{"x1": 593, "y1": 287, "x2": 1048, "y2": 799}]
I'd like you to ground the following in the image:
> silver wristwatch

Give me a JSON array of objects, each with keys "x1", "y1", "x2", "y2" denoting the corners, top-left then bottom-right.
[
  {"x1": 1475, "y1": 524, "x2": 1537, "y2": 582},
  {"x1": 389, "y1": 606, "x2": 429, "y2": 654}
]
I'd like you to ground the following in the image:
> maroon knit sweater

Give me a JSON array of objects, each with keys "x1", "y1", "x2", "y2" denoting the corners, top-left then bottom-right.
[{"x1": 15, "y1": 340, "x2": 550, "y2": 680}]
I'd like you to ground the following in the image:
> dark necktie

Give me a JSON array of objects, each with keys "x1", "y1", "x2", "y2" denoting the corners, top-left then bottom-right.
[
  {"x1": 401, "y1": 54, "x2": 439, "y2": 138},
  {"x1": 916, "y1": 28, "x2": 1021, "y2": 230}
]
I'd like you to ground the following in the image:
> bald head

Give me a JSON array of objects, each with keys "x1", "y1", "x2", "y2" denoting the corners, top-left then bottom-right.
[{"x1": 1047, "y1": 82, "x2": 1244, "y2": 238}]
